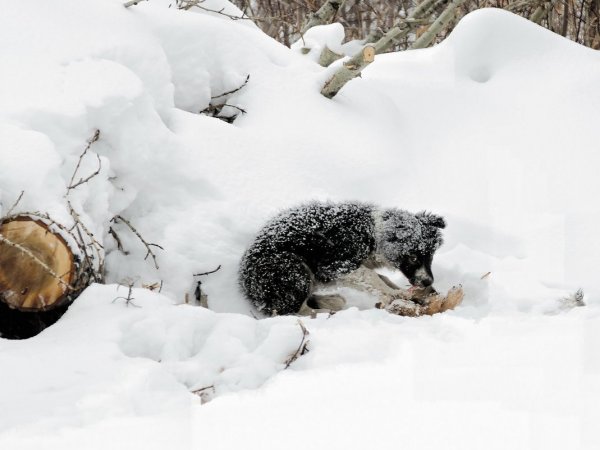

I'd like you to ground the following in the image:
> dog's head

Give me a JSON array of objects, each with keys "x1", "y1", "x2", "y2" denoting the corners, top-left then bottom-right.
[{"x1": 376, "y1": 209, "x2": 446, "y2": 288}]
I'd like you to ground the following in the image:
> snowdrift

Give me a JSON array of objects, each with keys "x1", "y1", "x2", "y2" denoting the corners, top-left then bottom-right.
[{"x1": 1, "y1": 1, "x2": 599, "y2": 448}]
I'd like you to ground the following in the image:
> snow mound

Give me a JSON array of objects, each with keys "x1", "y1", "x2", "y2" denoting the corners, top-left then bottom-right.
[
  {"x1": 447, "y1": 9, "x2": 596, "y2": 82},
  {"x1": 0, "y1": 285, "x2": 304, "y2": 440}
]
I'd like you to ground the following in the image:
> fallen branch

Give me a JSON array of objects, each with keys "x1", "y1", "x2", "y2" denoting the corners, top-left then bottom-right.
[
  {"x1": 320, "y1": 45, "x2": 375, "y2": 98},
  {"x1": 320, "y1": 0, "x2": 444, "y2": 98},
  {"x1": 318, "y1": 46, "x2": 344, "y2": 67},
  {"x1": 201, "y1": 76, "x2": 250, "y2": 122}
]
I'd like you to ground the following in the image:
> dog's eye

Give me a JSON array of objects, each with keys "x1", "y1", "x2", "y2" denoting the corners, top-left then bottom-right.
[{"x1": 408, "y1": 255, "x2": 418, "y2": 264}]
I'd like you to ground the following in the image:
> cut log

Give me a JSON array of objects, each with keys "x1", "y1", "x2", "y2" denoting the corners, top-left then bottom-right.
[{"x1": 0, "y1": 217, "x2": 76, "y2": 311}]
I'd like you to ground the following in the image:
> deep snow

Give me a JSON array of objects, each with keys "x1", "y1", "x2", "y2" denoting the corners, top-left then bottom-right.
[{"x1": 1, "y1": 1, "x2": 599, "y2": 448}]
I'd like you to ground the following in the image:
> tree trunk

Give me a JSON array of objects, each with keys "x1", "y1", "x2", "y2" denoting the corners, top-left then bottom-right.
[{"x1": 0, "y1": 217, "x2": 79, "y2": 311}]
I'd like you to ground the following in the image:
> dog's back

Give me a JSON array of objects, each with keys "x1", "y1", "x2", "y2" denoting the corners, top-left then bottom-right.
[{"x1": 239, "y1": 202, "x2": 375, "y2": 315}]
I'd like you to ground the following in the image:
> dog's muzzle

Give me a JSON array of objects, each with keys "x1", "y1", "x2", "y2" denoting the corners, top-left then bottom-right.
[{"x1": 412, "y1": 266, "x2": 434, "y2": 287}]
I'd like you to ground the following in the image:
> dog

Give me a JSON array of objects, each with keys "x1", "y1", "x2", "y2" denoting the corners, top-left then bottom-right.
[{"x1": 239, "y1": 201, "x2": 446, "y2": 315}]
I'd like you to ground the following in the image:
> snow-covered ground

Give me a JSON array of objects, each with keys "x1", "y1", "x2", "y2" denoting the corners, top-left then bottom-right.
[{"x1": 1, "y1": 1, "x2": 599, "y2": 448}]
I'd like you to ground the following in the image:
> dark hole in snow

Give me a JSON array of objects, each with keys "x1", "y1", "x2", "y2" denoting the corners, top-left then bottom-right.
[
  {"x1": 0, "y1": 301, "x2": 69, "y2": 340},
  {"x1": 470, "y1": 66, "x2": 492, "y2": 83}
]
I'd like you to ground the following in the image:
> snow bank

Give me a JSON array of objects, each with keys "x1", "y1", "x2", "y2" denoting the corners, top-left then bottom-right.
[
  {"x1": 1, "y1": 2, "x2": 600, "y2": 448},
  {"x1": 0, "y1": 284, "x2": 303, "y2": 448}
]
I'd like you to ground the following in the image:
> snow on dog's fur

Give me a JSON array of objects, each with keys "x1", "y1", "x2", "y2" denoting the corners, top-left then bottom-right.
[{"x1": 239, "y1": 202, "x2": 446, "y2": 315}]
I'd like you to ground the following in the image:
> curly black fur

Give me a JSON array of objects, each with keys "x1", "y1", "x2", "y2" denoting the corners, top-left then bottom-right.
[{"x1": 239, "y1": 201, "x2": 445, "y2": 315}]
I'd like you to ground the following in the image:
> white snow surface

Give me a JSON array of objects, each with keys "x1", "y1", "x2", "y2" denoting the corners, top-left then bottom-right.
[{"x1": 1, "y1": 2, "x2": 600, "y2": 448}]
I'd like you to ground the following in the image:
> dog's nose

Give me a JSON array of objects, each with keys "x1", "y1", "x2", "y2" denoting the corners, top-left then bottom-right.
[{"x1": 419, "y1": 277, "x2": 433, "y2": 287}]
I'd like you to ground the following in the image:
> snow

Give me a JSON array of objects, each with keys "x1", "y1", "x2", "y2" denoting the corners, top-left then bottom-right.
[{"x1": 1, "y1": 1, "x2": 600, "y2": 448}]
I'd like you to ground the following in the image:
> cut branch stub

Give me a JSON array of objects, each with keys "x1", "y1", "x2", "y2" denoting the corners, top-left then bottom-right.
[
  {"x1": 321, "y1": 45, "x2": 375, "y2": 99},
  {"x1": 0, "y1": 217, "x2": 76, "y2": 311}
]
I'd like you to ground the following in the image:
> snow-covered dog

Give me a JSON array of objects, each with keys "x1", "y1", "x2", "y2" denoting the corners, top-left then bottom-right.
[{"x1": 239, "y1": 202, "x2": 446, "y2": 316}]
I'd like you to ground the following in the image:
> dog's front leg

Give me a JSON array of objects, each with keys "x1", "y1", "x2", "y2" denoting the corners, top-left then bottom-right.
[{"x1": 333, "y1": 266, "x2": 412, "y2": 307}]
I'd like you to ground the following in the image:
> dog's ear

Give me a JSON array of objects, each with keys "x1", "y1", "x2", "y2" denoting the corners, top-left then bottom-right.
[{"x1": 416, "y1": 211, "x2": 446, "y2": 229}]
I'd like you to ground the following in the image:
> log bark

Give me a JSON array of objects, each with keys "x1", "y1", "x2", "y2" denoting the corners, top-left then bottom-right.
[
  {"x1": 0, "y1": 217, "x2": 77, "y2": 311},
  {"x1": 318, "y1": 45, "x2": 343, "y2": 67}
]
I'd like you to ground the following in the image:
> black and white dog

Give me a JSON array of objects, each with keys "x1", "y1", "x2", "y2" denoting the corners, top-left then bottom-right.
[{"x1": 239, "y1": 202, "x2": 446, "y2": 315}]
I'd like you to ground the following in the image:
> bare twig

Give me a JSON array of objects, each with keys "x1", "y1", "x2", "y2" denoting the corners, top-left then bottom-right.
[
  {"x1": 194, "y1": 265, "x2": 222, "y2": 277},
  {"x1": 284, "y1": 319, "x2": 310, "y2": 369},
  {"x1": 108, "y1": 226, "x2": 128, "y2": 254},
  {"x1": 112, "y1": 283, "x2": 140, "y2": 307},
  {"x1": 5, "y1": 191, "x2": 24, "y2": 217},
  {"x1": 66, "y1": 130, "x2": 101, "y2": 193},
  {"x1": 211, "y1": 75, "x2": 250, "y2": 99},
  {"x1": 111, "y1": 215, "x2": 164, "y2": 269},
  {"x1": 191, "y1": 385, "x2": 215, "y2": 395},
  {"x1": 67, "y1": 201, "x2": 105, "y2": 281}
]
